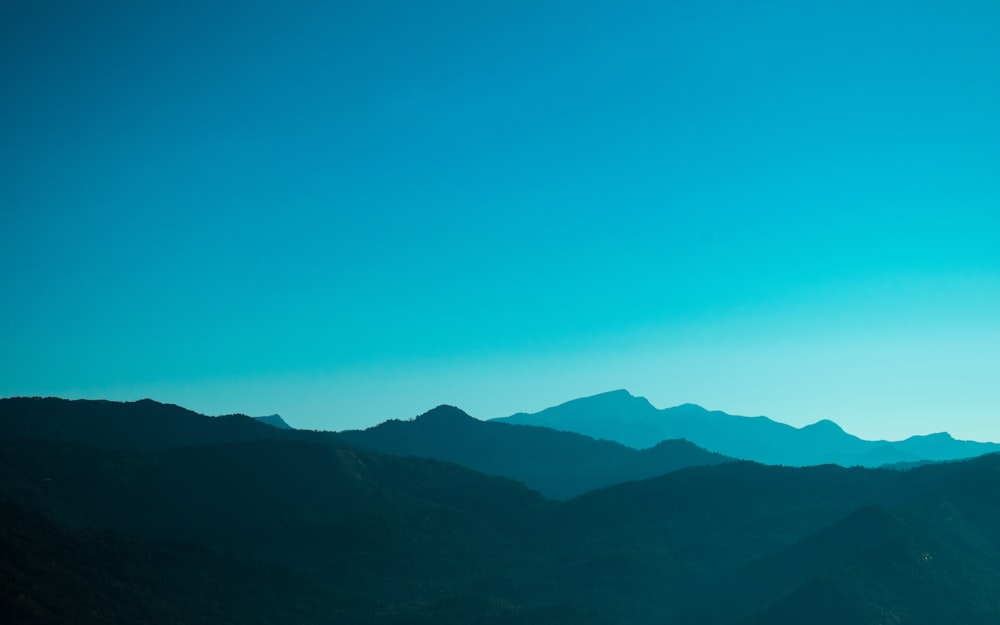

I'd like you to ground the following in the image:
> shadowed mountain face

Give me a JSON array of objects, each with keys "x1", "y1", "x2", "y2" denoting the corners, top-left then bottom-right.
[
  {"x1": 2, "y1": 397, "x2": 1000, "y2": 625},
  {"x1": 494, "y1": 390, "x2": 1000, "y2": 466},
  {"x1": 337, "y1": 405, "x2": 732, "y2": 499},
  {"x1": 254, "y1": 414, "x2": 293, "y2": 429}
]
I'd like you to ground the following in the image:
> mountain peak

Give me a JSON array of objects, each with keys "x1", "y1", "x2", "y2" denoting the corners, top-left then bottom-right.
[
  {"x1": 605, "y1": 389, "x2": 636, "y2": 397},
  {"x1": 567, "y1": 389, "x2": 656, "y2": 409},
  {"x1": 254, "y1": 414, "x2": 292, "y2": 430},
  {"x1": 802, "y1": 419, "x2": 845, "y2": 434},
  {"x1": 670, "y1": 402, "x2": 709, "y2": 412},
  {"x1": 415, "y1": 405, "x2": 477, "y2": 424}
]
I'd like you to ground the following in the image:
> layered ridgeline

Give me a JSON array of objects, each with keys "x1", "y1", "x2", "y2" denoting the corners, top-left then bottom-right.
[
  {"x1": 2, "y1": 397, "x2": 1000, "y2": 624},
  {"x1": 494, "y1": 390, "x2": 1000, "y2": 467},
  {"x1": 337, "y1": 405, "x2": 731, "y2": 499}
]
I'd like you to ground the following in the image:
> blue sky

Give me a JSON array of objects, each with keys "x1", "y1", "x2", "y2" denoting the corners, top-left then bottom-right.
[{"x1": 2, "y1": 1, "x2": 999, "y2": 440}]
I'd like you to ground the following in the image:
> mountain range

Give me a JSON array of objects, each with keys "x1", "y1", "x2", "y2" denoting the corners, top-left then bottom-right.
[
  {"x1": 337, "y1": 404, "x2": 731, "y2": 499},
  {"x1": 2, "y1": 396, "x2": 1000, "y2": 624},
  {"x1": 495, "y1": 389, "x2": 1000, "y2": 467}
]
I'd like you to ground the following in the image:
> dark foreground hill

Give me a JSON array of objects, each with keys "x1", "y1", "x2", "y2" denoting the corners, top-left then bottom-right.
[
  {"x1": 2, "y1": 397, "x2": 1000, "y2": 624},
  {"x1": 495, "y1": 389, "x2": 1000, "y2": 467},
  {"x1": 337, "y1": 405, "x2": 731, "y2": 499},
  {"x1": 0, "y1": 496, "x2": 335, "y2": 625},
  {"x1": 0, "y1": 397, "x2": 308, "y2": 450}
]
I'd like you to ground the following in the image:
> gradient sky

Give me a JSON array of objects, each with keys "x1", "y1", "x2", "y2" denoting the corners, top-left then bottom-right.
[{"x1": 2, "y1": 1, "x2": 999, "y2": 441}]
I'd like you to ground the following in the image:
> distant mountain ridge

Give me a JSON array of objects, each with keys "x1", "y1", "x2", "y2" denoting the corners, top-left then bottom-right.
[
  {"x1": 494, "y1": 390, "x2": 1000, "y2": 467},
  {"x1": 337, "y1": 405, "x2": 731, "y2": 499}
]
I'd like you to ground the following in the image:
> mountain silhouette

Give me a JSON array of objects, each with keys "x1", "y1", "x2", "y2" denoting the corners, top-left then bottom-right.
[
  {"x1": 3, "y1": 396, "x2": 1000, "y2": 624},
  {"x1": 254, "y1": 414, "x2": 293, "y2": 429},
  {"x1": 337, "y1": 404, "x2": 731, "y2": 499},
  {"x1": 494, "y1": 390, "x2": 1000, "y2": 466},
  {"x1": 0, "y1": 397, "x2": 304, "y2": 450}
]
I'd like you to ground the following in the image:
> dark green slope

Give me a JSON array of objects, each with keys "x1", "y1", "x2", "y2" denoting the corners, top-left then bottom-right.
[
  {"x1": 538, "y1": 462, "x2": 900, "y2": 623},
  {"x1": 0, "y1": 398, "x2": 583, "y2": 621},
  {"x1": 749, "y1": 502, "x2": 1000, "y2": 625},
  {"x1": 541, "y1": 455, "x2": 1000, "y2": 624},
  {"x1": 555, "y1": 462, "x2": 895, "y2": 564},
  {"x1": 0, "y1": 437, "x2": 550, "y2": 601},
  {"x1": 743, "y1": 505, "x2": 906, "y2": 617},
  {"x1": 676, "y1": 505, "x2": 906, "y2": 624},
  {"x1": 338, "y1": 404, "x2": 731, "y2": 499},
  {"x1": 0, "y1": 435, "x2": 607, "y2": 624},
  {"x1": 0, "y1": 496, "x2": 342, "y2": 625}
]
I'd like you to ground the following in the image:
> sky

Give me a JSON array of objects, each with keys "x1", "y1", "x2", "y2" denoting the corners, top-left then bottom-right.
[{"x1": 2, "y1": 1, "x2": 999, "y2": 441}]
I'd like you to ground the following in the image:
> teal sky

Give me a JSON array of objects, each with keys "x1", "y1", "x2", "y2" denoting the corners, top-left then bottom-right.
[{"x1": 2, "y1": 1, "x2": 998, "y2": 441}]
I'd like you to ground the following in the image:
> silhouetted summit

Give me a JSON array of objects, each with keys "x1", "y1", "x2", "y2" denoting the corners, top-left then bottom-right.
[
  {"x1": 508, "y1": 389, "x2": 659, "y2": 427},
  {"x1": 255, "y1": 414, "x2": 293, "y2": 429},
  {"x1": 802, "y1": 419, "x2": 846, "y2": 434},
  {"x1": 414, "y1": 404, "x2": 480, "y2": 426}
]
